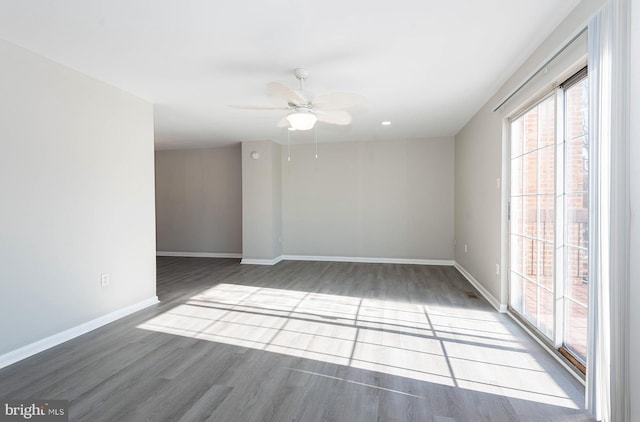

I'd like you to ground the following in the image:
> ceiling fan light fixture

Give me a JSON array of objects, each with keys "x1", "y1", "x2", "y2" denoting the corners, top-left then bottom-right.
[{"x1": 287, "y1": 111, "x2": 317, "y2": 131}]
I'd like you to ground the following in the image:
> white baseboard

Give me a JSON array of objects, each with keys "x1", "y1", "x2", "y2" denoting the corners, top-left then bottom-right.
[
  {"x1": 282, "y1": 255, "x2": 455, "y2": 266},
  {"x1": 0, "y1": 296, "x2": 159, "y2": 370},
  {"x1": 157, "y1": 251, "x2": 242, "y2": 259},
  {"x1": 454, "y1": 262, "x2": 507, "y2": 313},
  {"x1": 241, "y1": 256, "x2": 283, "y2": 265},
  {"x1": 195, "y1": 254, "x2": 455, "y2": 267}
]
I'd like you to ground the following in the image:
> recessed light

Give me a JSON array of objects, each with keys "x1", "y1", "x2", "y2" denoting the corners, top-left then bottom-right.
[{"x1": 381, "y1": 121, "x2": 391, "y2": 126}]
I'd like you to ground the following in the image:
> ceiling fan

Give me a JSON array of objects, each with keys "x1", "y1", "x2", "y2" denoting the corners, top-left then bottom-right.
[{"x1": 231, "y1": 68, "x2": 365, "y2": 131}]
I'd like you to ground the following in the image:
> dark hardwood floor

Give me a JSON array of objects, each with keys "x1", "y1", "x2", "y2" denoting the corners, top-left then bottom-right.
[{"x1": 0, "y1": 258, "x2": 592, "y2": 421}]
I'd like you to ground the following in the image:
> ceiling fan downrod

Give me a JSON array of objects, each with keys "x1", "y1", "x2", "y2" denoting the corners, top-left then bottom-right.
[{"x1": 294, "y1": 68, "x2": 309, "y2": 91}]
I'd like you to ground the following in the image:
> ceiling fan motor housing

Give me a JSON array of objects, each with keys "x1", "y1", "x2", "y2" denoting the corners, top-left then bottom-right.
[{"x1": 294, "y1": 68, "x2": 310, "y2": 80}]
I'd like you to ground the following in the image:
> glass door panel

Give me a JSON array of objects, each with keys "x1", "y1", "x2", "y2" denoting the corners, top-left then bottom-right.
[
  {"x1": 563, "y1": 77, "x2": 589, "y2": 363},
  {"x1": 509, "y1": 95, "x2": 556, "y2": 340}
]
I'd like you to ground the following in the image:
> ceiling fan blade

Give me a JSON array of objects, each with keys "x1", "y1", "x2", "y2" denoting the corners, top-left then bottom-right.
[
  {"x1": 315, "y1": 110, "x2": 352, "y2": 125},
  {"x1": 277, "y1": 116, "x2": 290, "y2": 127},
  {"x1": 267, "y1": 81, "x2": 307, "y2": 106},
  {"x1": 312, "y1": 92, "x2": 365, "y2": 111},
  {"x1": 229, "y1": 105, "x2": 290, "y2": 110}
]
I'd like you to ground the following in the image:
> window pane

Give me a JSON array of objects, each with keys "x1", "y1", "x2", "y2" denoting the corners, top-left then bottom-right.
[
  {"x1": 565, "y1": 137, "x2": 588, "y2": 195},
  {"x1": 537, "y1": 240, "x2": 553, "y2": 291},
  {"x1": 566, "y1": 194, "x2": 588, "y2": 248},
  {"x1": 523, "y1": 196, "x2": 538, "y2": 240},
  {"x1": 523, "y1": 234, "x2": 537, "y2": 278},
  {"x1": 565, "y1": 246, "x2": 588, "y2": 304},
  {"x1": 563, "y1": 75, "x2": 589, "y2": 364},
  {"x1": 538, "y1": 145, "x2": 555, "y2": 194},
  {"x1": 566, "y1": 79, "x2": 589, "y2": 140},
  {"x1": 565, "y1": 299, "x2": 587, "y2": 362},
  {"x1": 539, "y1": 288, "x2": 554, "y2": 338},
  {"x1": 523, "y1": 279, "x2": 538, "y2": 323},
  {"x1": 539, "y1": 97, "x2": 556, "y2": 147},
  {"x1": 510, "y1": 197, "x2": 523, "y2": 236},
  {"x1": 524, "y1": 151, "x2": 538, "y2": 195},
  {"x1": 510, "y1": 273, "x2": 524, "y2": 314},
  {"x1": 511, "y1": 118, "x2": 523, "y2": 158},
  {"x1": 539, "y1": 196, "x2": 554, "y2": 243},
  {"x1": 523, "y1": 107, "x2": 539, "y2": 154},
  {"x1": 510, "y1": 234, "x2": 525, "y2": 275},
  {"x1": 511, "y1": 156, "x2": 523, "y2": 196}
]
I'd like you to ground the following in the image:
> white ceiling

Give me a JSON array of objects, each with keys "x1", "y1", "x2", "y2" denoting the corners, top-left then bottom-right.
[{"x1": 0, "y1": 0, "x2": 580, "y2": 149}]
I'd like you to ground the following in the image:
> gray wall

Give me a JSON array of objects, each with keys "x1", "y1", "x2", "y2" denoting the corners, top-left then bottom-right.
[
  {"x1": 629, "y1": 0, "x2": 639, "y2": 418},
  {"x1": 0, "y1": 39, "x2": 156, "y2": 356},
  {"x1": 454, "y1": 106, "x2": 503, "y2": 300},
  {"x1": 163, "y1": 138, "x2": 453, "y2": 262},
  {"x1": 282, "y1": 138, "x2": 454, "y2": 260},
  {"x1": 271, "y1": 143, "x2": 283, "y2": 258},
  {"x1": 241, "y1": 141, "x2": 282, "y2": 260},
  {"x1": 454, "y1": 0, "x2": 604, "y2": 303},
  {"x1": 155, "y1": 146, "x2": 242, "y2": 255}
]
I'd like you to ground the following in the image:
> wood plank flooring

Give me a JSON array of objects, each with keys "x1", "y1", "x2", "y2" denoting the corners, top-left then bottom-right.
[{"x1": 0, "y1": 258, "x2": 593, "y2": 421}]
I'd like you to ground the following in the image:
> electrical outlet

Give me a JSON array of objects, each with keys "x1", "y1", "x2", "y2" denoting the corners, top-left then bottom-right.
[
  {"x1": 464, "y1": 244, "x2": 468, "y2": 253},
  {"x1": 496, "y1": 264, "x2": 500, "y2": 275},
  {"x1": 101, "y1": 273, "x2": 110, "y2": 288}
]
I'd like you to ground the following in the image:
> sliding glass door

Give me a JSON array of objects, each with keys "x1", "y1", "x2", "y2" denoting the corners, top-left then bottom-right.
[{"x1": 508, "y1": 68, "x2": 589, "y2": 367}]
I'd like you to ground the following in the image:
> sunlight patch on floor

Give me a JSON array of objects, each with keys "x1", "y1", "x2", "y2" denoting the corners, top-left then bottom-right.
[{"x1": 137, "y1": 283, "x2": 580, "y2": 409}]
